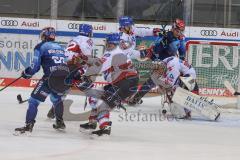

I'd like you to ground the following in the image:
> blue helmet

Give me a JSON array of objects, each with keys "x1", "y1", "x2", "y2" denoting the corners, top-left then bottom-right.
[
  {"x1": 119, "y1": 16, "x2": 133, "y2": 28},
  {"x1": 40, "y1": 27, "x2": 56, "y2": 41},
  {"x1": 79, "y1": 24, "x2": 93, "y2": 37},
  {"x1": 106, "y1": 33, "x2": 120, "y2": 45}
]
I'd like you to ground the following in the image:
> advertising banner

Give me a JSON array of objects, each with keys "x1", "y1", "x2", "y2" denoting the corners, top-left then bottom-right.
[{"x1": 1, "y1": 17, "x2": 240, "y2": 96}]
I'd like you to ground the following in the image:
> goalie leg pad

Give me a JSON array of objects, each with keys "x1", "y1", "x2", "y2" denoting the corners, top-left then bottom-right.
[
  {"x1": 172, "y1": 87, "x2": 221, "y2": 121},
  {"x1": 169, "y1": 102, "x2": 189, "y2": 119}
]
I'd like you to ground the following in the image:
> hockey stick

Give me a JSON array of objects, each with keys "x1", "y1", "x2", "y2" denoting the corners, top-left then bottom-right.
[
  {"x1": 224, "y1": 81, "x2": 240, "y2": 95},
  {"x1": 17, "y1": 94, "x2": 29, "y2": 104},
  {"x1": 0, "y1": 76, "x2": 22, "y2": 92},
  {"x1": 83, "y1": 96, "x2": 87, "y2": 110}
]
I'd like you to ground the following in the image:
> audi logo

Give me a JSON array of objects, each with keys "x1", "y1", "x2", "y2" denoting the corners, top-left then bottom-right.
[
  {"x1": 1, "y1": 20, "x2": 18, "y2": 26},
  {"x1": 68, "y1": 23, "x2": 80, "y2": 30},
  {"x1": 200, "y1": 30, "x2": 218, "y2": 36}
]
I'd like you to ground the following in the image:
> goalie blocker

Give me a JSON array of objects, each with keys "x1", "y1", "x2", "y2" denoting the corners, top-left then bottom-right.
[{"x1": 172, "y1": 87, "x2": 221, "y2": 121}]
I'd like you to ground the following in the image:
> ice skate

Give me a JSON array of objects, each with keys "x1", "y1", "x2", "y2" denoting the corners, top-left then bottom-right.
[
  {"x1": 47, "y1": 107, "x2": 55, "y2": 119},
  {"x1": 14, "y1": 121, "x2": 35, "y2": 136},
  {"x1": 53, "y1": 119, "x2": 66, "y2": 130},
  {"x1": 92, "y1": 121, "x2": 112, "y2": 136}
]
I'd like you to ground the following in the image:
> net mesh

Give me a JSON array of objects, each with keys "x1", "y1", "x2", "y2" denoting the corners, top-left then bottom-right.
[{"x1": 187, "y1": 41, "x2": 240, "y2": 97}]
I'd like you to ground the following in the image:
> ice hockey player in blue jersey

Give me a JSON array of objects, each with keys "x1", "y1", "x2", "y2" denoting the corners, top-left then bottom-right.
[
  {"x1": 128, "y1": 19, "x2": 187, "y2": 105},
  {"x1": 140, "y1": 18, "x2": 186, "y2": 61},
  {"x1": 14, "y1": 27, "x2": 68, "y2": 135}
]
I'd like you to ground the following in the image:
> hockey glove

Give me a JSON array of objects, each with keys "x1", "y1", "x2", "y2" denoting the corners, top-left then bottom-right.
[
  {"x1": 76, "y1": 76, "x2": 93, "y2": 91},
  {"x1": 139, "y1": 46, "x2": 154, "y2": 59},
  {"x1": 153, "y1": 28, "x2": 161, "y2": 36},
  {"x1": 21, "y1": 68, "x2": 32, "y2": 79}
]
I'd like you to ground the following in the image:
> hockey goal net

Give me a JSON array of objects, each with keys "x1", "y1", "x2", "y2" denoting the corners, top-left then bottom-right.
[{"x1": 186, "y1": 41, "x2": 240, "y2": 108}]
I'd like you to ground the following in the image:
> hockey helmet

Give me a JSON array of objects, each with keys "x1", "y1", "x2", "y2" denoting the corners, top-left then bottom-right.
[
  {"x1": 106, "y1": 33, "x2": 120, "y2": 45},
  {"x1": 79, "y1": 24, "x2": 93, "y2": 37},
  {"x1": 119, "y1": 16, "x2": 134, "y2": 28},
  {"x1": 40, "y1": 27, "x2": 56, "y2": 41},
  {"x1": 172, "y1": 19, "x2": 185, "y2": 31}
]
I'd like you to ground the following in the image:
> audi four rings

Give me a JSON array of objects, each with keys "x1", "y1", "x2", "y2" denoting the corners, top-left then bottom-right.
[
  {"x1": 1, "y1": 20, "x2": 18, "y2": 26},
  {"x1": 68, "y1": 23, "x2": 80, "y2": 29},
  {"x1": 200, "y1": 30, "x2": 218, "y2": 36}
]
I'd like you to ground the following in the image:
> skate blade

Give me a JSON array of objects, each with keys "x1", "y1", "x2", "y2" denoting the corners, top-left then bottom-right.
[
  {"x1": 79, "y1": 127, "x2": 95, "y2": 134},
  {"x1": 78, "y1": 128, "x2": 96, "y2": 140},
  {"x1": 112, "y1": 108, "x2": 121, "y2": 112},
  {"x1": 13, "y1": 131, "x2": 32, "y2": 136},
  {"x1": 53, "y1": 125, "x2": 66, "y2": 132},
  {"x1": 91, "y1": 133, "x2": 111, "y2": 139},
  {"x1": 53, "y1": 127, "x2": 66, "y2": 132},
  {"x1": 47, "y1": 117, "x2": 55, "y2": 120}
]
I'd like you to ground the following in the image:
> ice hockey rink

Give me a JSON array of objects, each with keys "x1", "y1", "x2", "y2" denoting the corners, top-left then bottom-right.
[{"x1": 0, "y1": 87, "x2": 240, "y2": 160}]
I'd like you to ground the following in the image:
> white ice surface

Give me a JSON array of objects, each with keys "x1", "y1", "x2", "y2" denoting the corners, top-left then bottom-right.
[{"x1": 0, "y1": 87, "x2": 240, "y2": 160}]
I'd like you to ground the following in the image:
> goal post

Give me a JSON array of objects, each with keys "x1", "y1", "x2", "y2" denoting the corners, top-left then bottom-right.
[{"x1": 186, "y1": 41, "x2": 240, "y2": 108}]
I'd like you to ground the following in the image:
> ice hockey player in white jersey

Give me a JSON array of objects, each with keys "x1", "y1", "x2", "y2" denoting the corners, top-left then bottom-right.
[
  {"x1": 118, "y1": 16, "x2": 160, "y2": 59},
  {"x1": 150, "y1": 56, "x2": 196, "y2": 93},
  {"x1": 150, "y1": 56, "x2": 198, "y2": 118},
  {"x1": 77, "y1": 33, "x2": 139, "y2": 136},
  {"x1": 65, "y1": 24, "x2": 94, "y2": 64}
]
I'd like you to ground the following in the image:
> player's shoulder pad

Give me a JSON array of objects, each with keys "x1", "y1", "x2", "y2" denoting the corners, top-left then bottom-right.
[
  {"x1": 41, "y1": 41, "x2": 63, "y2": 52},
  {"x1": 34, "y1": 41, "x2": 45, "y2": 50}
]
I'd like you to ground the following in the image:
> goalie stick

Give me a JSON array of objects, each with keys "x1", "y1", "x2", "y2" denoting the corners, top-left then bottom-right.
[{"x1": 224, "y1": 81, "x2": 240, "y2": 95}]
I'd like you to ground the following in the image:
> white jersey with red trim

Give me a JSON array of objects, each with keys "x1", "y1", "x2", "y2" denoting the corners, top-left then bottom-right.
[
  {"x1": 157, "y1": 56, "x2": 196, "y2": 88},
  {"x1": 65, "y1": 35, "x2": 94, "y2": 61},
  {"x1": 179, "y1": 59, "x2": 196, "y2": 79},
  {"x1": 120, "y1": 26, "x2": 154, "y2": 59},
  {"x1": 100, "y1": 46, "x2": 137, "y2": 84}
]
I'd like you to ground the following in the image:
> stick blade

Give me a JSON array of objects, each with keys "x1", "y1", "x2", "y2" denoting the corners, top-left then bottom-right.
[{"x1": 224, "y1": 81, "x2": 236, "y2": 95}]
